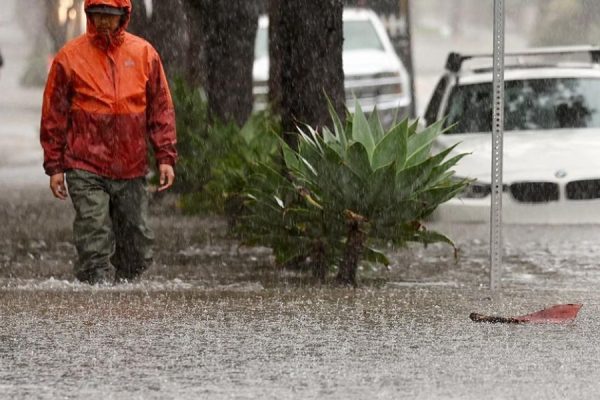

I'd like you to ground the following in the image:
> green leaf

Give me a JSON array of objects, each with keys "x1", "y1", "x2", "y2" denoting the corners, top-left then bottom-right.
[
  {"x1": 368, "y1": 106, "x2": 385, "y2": 143},
  {"x1": 322, "y1": 127, "x2": 345, "y2": 158},
  {"x1": 326, "y1": 95, "x2": 348, "y2": 150},
  {"x1": 305, "y1": 125, "x2": 325, "y2": 153},
  {"x1": 395, "y1": 146, "x2": 457, "y2": 199},
  {"x1": 322, "y1": 126, "x2": 338, "y2": 145},
  {"x1": 299, "y1": 155, "x2": 318, "y2": 177},
  {"x1": 344, "y1": 142, "x2": 372, "y2": 182},
  {"x1": 416, "y1": 183, "x2": 467, "y2": 218},
  {"x1": 363, "y1": 246, "x2": 391, "y2": 266},
  {"x1": 372, "y1": 119, "x2": 408, "y2": 171},
  {"x1": 363, "y1": 163, "x2": 397, "y2": 214},
  {"x1": 406, "y1": 120, "x2": 444, "y2": 167},
  {"x1": 407, "y1": 119, "x2": 419, "y2": 138},
  {"x1": 282, "y1": 142, "x2": 302, "y2": 172},
  {"x1": 411, "y1": 229, "x2": 457, "y2": 257},
  {"x1": 427, "y1": 151, "x2": 470, "y2": 186},
  {"x1": 352, "y1": 101, "x2": 376, "y2": 161},
  {"x1": 297, "y1": 126, "x2": 321, "y2": 152}
]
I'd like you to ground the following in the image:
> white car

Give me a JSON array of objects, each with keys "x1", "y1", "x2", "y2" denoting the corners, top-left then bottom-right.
[
  {"x1": 424, "y1": 46, "x2": 600, "y2": 224},
  {"x1": 253, "y1": 8, "x2": 412, "y2": 125}
]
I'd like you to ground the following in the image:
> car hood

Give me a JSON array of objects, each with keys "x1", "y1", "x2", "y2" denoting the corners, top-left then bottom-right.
[
  {"x1": 435, "y1": 128, "x2": 600, "y2": 182},
  {"x1": 253, "y1": 57, "x2": 269, "y2": 82},
  {"x1": 253, "y1": 49, "x2": 400, "y2": 82},
  {"x1": 343, "y1": 49, "x2": 400, "y2": 76}
]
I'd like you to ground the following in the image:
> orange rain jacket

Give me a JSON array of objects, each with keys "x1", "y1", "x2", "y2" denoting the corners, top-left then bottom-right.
[{"x1": 41, "y1": 0, "x2": 177, "y2": 179}]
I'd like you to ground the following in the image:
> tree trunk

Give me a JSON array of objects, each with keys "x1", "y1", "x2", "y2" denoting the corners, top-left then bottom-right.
[
  {"x1": 336, "y1": 211, "x2": 367, "y2": 287},
  {"x1": 183, "y1": 0, "x2": 207, "y2": 88},
  {"x1": 272, "y1": 0, "x2": 345, "y2": 148},
  {"x1": 311, "y1": 239, "x2": 328, "y2": 282},
  {"x1": 148, "y1": 0, "x2": 189, "y2": 79},
  {"x1": 199, "y1": 0, "x2": 259, "y2": 126},
  {"x1": 267, "y1": 0, "x2": 283, "y2": 116},
  {"x1": 127, "y1": 0, "x2": 152, "y2": 40}
]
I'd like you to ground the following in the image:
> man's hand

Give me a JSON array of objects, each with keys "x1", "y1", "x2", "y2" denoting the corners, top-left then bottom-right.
[
  {"x1": 158, "y1": 164, "x2": 175, "y2": 192},
  {"x1": 50, "y1": 173, "x2": 68, "y2": 200}
]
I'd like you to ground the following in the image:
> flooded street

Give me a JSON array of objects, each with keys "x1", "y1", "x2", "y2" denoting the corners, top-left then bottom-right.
[
  {"x1": 3, "y1": 1, "x2": 600, "y2": 398},
  {"x1": 2, "y1": 189, "x2": 600, "y2": 399},
  {"x1": 1, "y1": 286, "x2": 599, "y2": 400},
  {"x1": 2, "y1": 284, "x2": 600, "y2": 399}
]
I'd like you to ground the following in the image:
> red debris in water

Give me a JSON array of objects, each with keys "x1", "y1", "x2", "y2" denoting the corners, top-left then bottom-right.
[{"x1": 470, "y1": 304, "x2": 582, "y2": 324}]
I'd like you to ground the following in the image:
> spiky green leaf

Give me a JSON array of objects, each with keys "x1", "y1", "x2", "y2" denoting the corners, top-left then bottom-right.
[
  {"x1": 406, "y1": 120, "x2": 444, "y2": 167},
  {"x1": 368, "y1": 107, "x2": 385, "y2": 143},
  {"x1": 363, "y1": 246, "x2": 391, "y2": 266},
  {"x1": 372, "y1": 118, "x2": 408, "y2": 171},
  {"x1": 352, "y1": 101, "x2": 376, "y2": 160}
]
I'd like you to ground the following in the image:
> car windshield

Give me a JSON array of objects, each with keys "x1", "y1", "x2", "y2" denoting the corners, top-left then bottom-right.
[
  {"x1": 445, "y1": 78, "x2": 600, "y2": 133},
  {"x1": 343, "y1": 20, "x2": 384, "y2": 51},
  {"x1": 255, "y1": 26, "x2": 268, "y2": 59},
  {"x1": 254, "y1": 19, "x2": 384, "y2": 60}
]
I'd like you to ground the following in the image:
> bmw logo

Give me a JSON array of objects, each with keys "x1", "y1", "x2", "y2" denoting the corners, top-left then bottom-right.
[{"x1": 555, "y1": 169, "x2": 567, "y2": 178}]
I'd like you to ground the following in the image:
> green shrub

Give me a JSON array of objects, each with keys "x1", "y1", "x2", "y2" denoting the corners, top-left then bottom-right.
[
  {"x1": 170, "y1": 77, "x2": 212, "y2": 195},
  {"x1": 237, "y1": 102, "x2": 469, "y2": 286},
  {"x1": 169, "y1": 77, "x2": 281, "y2": 216},
  {"x1": 201, "y1": 108, "x2": 281, "y2": 217}
]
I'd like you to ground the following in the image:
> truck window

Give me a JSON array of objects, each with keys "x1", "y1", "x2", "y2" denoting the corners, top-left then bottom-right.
[{"x1": 343, "y1": 20, "x2": 384, "y2": 51}]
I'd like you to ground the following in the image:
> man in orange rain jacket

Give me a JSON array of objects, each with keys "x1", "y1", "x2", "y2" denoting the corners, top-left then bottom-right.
[{"x1": 40, "y1": 0, "x2": 177, "y2": 285}]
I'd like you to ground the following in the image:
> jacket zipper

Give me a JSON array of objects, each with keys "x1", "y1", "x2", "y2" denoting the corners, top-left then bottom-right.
[
  {"x1": 108, "y1": 48, "x2": 118, "y2": 137},
  {"x1": 108, "y1": 52, "x2": 117, "y2": 107}
]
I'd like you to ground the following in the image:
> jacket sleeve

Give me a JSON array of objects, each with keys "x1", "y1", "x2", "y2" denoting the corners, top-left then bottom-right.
[
  {"x1": 146, "y1": 52, "x2": 177, "y2": 167},
  {"x1": 40, "y1": 56, "x2": 72, "y2": 176}
]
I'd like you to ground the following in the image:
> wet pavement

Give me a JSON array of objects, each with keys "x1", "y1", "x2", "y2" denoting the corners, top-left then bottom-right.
[
  {"x1": 2, "y1": 286, "x2": 600, "y2": 400},
  {"x1": 3, "y1": 2, "x2": 600, "y2": 399},
  {"x1": 3, "y1": 185, "x2": 600, "y2": 400}
]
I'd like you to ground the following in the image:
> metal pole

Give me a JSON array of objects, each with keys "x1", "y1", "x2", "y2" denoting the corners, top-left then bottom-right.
[
  {"x1": 490, "y1": 0, "x2": 505, "y2": 290},
  {"x1": 399, "y1": 0, "x2": 417, "y2": 118}
]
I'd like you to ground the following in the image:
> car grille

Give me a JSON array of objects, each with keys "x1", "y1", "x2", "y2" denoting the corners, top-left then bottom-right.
[
  {"x1": 510, "y1": 182, "x2": 559, "y2": 203},
  {"x1": 344, "y1": 73, "x2": 403, "y2": 103},
  {"x1": 566, "y1": 179, "x2": 600, "y2": 200}
]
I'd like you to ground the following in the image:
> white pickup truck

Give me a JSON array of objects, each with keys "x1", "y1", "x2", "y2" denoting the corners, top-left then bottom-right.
[{"x1": 253, "y1": 8, "x2": 412, "y2": 125}]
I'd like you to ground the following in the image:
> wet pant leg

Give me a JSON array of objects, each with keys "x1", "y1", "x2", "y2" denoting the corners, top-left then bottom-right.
[
  {"x1": 65, "y1": 169, "x2": 115, "y2": 283},
  {"x1": 108, "y1": 176, "x2": 154, "y2": 281}
]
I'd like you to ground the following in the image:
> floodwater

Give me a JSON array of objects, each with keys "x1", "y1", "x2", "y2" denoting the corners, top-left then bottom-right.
[
  {"x1": 2, "y1": 189, "x2": 600, "y2": 399},
  {"x1": 3, "y1": 1, "x2": 598, "y2": 398},
  {"x1": 2, "y1": 287, "x2": 599, "y2": 400}
]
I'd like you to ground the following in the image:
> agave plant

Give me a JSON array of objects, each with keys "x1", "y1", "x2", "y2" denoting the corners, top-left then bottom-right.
[{"x1": 238, "y1": 101, "x2": 469, "y2": 286}]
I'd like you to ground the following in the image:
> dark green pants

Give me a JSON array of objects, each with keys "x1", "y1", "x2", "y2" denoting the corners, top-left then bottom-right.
[{"x1": 66, "y1": 169, "x2": 154, "y2": 282}]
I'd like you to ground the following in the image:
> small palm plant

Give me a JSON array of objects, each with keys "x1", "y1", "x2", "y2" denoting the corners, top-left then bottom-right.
[{"x1": 238, "y1": 102, "x2": 469, "y2": 286}]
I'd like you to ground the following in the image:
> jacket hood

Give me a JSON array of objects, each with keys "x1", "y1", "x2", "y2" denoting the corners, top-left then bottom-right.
[{"x1": 85, "y1": 0, "x2": 132, "y2": 48}]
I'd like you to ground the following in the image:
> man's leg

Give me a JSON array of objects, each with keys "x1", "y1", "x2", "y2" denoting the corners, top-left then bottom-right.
[
  {"x1": 109, "y1": 177, "x2": 154, "y2": 282},
  {"x1": 65, "y1": 170, "x2": 115, "y2": 284}
]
